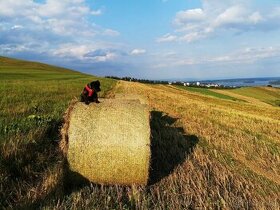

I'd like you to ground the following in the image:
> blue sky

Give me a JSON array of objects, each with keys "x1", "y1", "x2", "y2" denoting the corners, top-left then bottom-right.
[{"x1": 0, "y1": 0, "x2": 280, "y2": 80}]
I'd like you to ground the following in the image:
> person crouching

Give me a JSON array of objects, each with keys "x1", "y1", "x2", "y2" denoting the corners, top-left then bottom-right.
[{"x1": 80, "y1": 80, "x2": 101, "y2": 105}]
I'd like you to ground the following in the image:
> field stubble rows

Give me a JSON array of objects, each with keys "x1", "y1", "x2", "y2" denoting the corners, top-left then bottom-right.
[{"x1": 1, "y1": 60, "x2": 280, "y2": 209}]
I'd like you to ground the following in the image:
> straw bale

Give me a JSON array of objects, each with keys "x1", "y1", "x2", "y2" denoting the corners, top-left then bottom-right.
[{"x1": 61, "y1": 99, "x2": 150, "y2": 185}]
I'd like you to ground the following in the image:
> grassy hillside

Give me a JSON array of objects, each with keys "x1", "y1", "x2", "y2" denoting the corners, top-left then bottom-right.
[
  {"x1": 0, "y1": 57, "x2": 116, "y2": 143},
  {"x1": 176, "y1": 85, "x2": 243, "y2": 101},
  {"x1": 229, "y1": 87, "x2": 280, "y2": 106},
  {"x1": 176, "y1": 85, "x2": 280, "y2": 106},
  {"x1": 1, "y1": 57, "x2": 279, "y2": 209},
  {"x1": 0, "y1": 57, "x2": 116, "y2": 207},
  {"x1": 0, "y1": 56, "x2": 84, "y2": 80}
]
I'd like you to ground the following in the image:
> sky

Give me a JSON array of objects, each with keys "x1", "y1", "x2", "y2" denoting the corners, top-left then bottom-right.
[{"x1": 0, "y1": 0, "x2": 280, "y2": 80}]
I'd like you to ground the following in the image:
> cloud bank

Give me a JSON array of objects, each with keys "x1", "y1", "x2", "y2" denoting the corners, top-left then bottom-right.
[
  {"x1": 158, "y1": 1, "x2": 280, "y2": 43},
  {"x1": 0, "y1": 0, "x2": 279, "y2": 79},
  {"x1": 0, "y1": 0, "x2": 127, "y2": 72}
]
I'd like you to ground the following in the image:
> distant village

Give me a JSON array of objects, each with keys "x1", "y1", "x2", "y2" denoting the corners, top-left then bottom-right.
[
  {"x1": 167, "y1": 81, "x2": 237, "y2": 89},
  {"x1": 168, "y1": 81, "x2": 222, "y2": 88},
  {"x1": 105, "y1": 76, "x2": 238, "y2": 89}
]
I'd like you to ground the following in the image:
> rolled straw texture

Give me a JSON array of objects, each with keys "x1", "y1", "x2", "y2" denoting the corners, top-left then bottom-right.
[{"x1": 61, "y1": 99, "x2": 150, "y2": 185}]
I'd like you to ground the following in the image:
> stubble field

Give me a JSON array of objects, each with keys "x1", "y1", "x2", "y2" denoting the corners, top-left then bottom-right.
[{"x1": 0, "y1": 57, "x2": 279, "y2": 209}]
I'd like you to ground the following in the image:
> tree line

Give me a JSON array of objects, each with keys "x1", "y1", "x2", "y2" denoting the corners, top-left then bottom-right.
[{"x1": 105, "y1": 76, "x2": 169, "y2": 84}]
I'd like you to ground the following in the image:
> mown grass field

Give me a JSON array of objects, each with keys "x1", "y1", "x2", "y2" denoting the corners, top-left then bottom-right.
[
  {"x1": 0, "y1": 56, "x2": 115, "y2": 143},
  {"x1": 0, "y1": 57, "x2": 116, "y2": 208},
  {"x1": 1, "y1": 56, "x2": 280, "y2": 209},
  {"x1": 175, "y1": 85, "x2": 243, "y2": 101},
  {"x1": 230, "y1": 87, "x2": 280, "y2": 106}
]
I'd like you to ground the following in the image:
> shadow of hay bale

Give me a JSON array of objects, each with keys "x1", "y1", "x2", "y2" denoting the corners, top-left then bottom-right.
[
  {"x1": 62, "y1": 160, "x2": 91, "y2": 194},
  {"x1": 148, "y1": 111, "x2": 199, "y2": 185}
]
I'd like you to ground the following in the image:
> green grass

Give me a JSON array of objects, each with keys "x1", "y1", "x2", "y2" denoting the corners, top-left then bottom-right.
[
  {"x1": 176, "y1": 86, "x2": 241, "y2": 101},
  {"x1": 0, "y1": 57, "x2": 87, "y2": 81},
  {"x1": 0, "y1": 56, "x2": 116, "y2": 144},
  {"x1": 230, "y1": 87, "x2": 280, "y2": 106},
  {"x1": 0, "y1": 57, "x2": 117, "y2": 208}
]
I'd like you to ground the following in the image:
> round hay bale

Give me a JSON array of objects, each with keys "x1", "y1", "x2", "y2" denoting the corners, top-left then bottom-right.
[{"x1": 61, "y1": 99, "x2": 151, "y2": 185}]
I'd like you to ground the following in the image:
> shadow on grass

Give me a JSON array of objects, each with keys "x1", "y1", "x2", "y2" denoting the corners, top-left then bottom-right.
[
  {"x1": 148, "y1": 111, "x2": 199, "y2": 185},
  {"x1": 63, "y1": 161, "x2": 91, "y2": 195}
]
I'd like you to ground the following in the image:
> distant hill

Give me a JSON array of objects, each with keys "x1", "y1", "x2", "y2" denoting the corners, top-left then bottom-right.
[
  {"x1": 230, "y1": 86, "x2": 280, "y2": 106},
  {"x1": 0, "y1": 56, "x2": 87, "y2": 80}
]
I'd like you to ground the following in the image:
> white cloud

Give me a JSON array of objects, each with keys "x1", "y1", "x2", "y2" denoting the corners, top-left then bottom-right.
[
  {"x1": 179, "y1": 32, "x2": 204, "y2": 42},
  {"x1": 84, "y1": 49, "x2": 127, "y2": 62},
  {"x1": 86, "y1": 52, "x2": 117, "y2": 62},
  {"x1": 91, "y1": 9, "x2": 103, "y2": 16},
  {"x1": 218, "y1": 46, "x2": 280, "y2": 64},
  {"x1": 248, "y1": 12, "x2": 263, "y2": 24},
  {"x1": 157, "y1": 33, "x2": 177, "y2": 43},
  {"x1": 50, "y1": 44, "x2": 129, "y2": 63},
  {"x1": 151, "y1": 46, "x2": 280, "y2": 69},
  {"x1": 103, "y1": 29, "x2": 120, "y2": 36},
  {"x1": 269, "y1": 7, "x2": 280, "y2": 18},
  {"x1": 52, "y1": 44, "x2": 93, "y2": 59},
  {"x1": 158, "y1": 1, "x2": 278, "y2": 43},
  {"x1": 0, "y1": 0, "x2": 34, "y2": 17},
  {"x1": 213, "y1": 5, "x2": 246, "y2": 27},
  {"x1": 174, "y1": 9, "x2": 205, "y2": 26},
  {"x1": 0, "y1": 0, "x2": 120, "y2": 60},
  {"x1": 0, "y1": 44, "x2": 30, "y2": 54},
  {"x1": 11, "y1": 25, "x2": 24, "y2": 30},
  {"x1": 130, "y1": 49, "x2": 146, "y2": 55}
]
